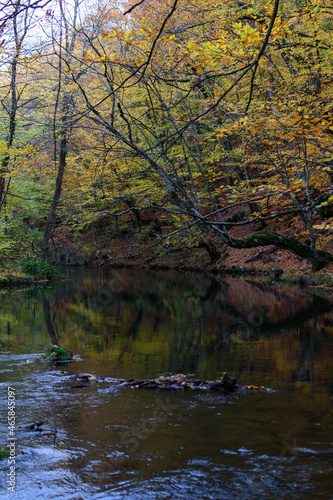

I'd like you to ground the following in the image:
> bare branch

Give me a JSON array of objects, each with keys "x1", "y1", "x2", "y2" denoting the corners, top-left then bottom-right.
[{"x1": 123, "y1": 0, "x2": 146, "y2": 16}]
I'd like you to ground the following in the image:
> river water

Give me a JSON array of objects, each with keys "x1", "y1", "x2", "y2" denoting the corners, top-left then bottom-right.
[{"x1": 0, "y1": 268, "x2": 333, "y2": 499}]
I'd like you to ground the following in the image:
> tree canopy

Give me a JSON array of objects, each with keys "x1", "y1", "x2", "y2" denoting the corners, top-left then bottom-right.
[{"x1": 0, "y1": 0, "x2": 333, "y2": 271}]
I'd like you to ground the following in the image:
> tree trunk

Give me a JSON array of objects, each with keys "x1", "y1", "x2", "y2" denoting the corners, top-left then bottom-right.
[
  {"x1": 123, "y1": 197, "x2": 142, "y2": 227},
  {"x1": 0, "y1": 4, "x2": 20, "y2": 211},
  {"x1": 227, "y1": 230, "x2": 333, "y2": 271},
  {"x1": 41, "y1": 136, "x2": 67, "y2": 261},
  {"x1": 0, "y1": 174, "x2": 7, "y2": 210},
  {"x1": 199, "y1": 238, "x2": 221, "y2": 263}
]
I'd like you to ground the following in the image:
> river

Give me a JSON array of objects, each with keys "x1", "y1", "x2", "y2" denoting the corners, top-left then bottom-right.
[{"x1": 0, "y1": 268, "x2": 333, "y2": 499}]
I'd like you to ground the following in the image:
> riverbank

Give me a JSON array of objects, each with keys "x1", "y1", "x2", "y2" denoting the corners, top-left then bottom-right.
[
  {"x1": 1, "y1": 250, "x2": 333, "y2": 290},
  {"x1": 83, "y1": 235, "x2": 333, "y2": 289},
  {"x1": 60, "y1": 205, "x2": 333, "y2": 288},
  {"x1": 0, "y1": 273, "x2": 50, "y2": 287}
]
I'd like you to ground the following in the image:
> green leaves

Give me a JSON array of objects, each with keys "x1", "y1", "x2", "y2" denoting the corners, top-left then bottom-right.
[{"x1": 20, "y1": 258, "x2": 61, "y2": 280}]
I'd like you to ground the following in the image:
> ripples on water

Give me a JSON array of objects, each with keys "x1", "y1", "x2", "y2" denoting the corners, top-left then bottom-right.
[{"x1": 0, "y1": 268, "x2": 333, "y2": 499}]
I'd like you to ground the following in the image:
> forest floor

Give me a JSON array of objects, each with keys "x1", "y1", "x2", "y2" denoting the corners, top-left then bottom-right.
[{"x1": 78, "y1": 208, "x2": 333, "y2": 288}]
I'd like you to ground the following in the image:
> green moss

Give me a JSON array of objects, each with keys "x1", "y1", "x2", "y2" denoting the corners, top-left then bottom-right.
[
  {"x1": 0, "y1": 450, "x2": 10, "y2": 460},
  {"x1": 43, "y1": 345, "x2": 72, "y2": 361}
]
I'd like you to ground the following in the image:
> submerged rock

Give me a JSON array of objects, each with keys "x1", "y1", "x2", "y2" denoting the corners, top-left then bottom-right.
[
  {"x1": 71, "y1": 373, "x2": 105, "y2": 382},
  {"x1": 18, "y1": 421, "x2": 44, "y2": 431},
  {"x1": 17, "y1": 422, "x2": 56, "y2": 435}
]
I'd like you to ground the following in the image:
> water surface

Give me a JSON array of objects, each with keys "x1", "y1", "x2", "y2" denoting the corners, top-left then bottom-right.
[{"x1": 0, "y1": 268, "x2": 333, "y2": 499}]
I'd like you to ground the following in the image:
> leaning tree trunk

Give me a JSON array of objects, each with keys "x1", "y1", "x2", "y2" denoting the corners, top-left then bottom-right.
[{"x1": 227, "y1": 230, "x2": 333, "y2": 271}]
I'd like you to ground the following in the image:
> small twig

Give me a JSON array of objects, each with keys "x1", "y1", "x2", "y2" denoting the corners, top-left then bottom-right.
[
  {"x1": 117, "y1": 103, "x2": 133, "y2": 143},
  {"x1": 123, "y1": 0, "x2": 146, "y2": 15}
]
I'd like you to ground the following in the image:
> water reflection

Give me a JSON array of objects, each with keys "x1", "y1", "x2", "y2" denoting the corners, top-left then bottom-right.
[
  {"x1": 1, "y1": 268, "x2": 333, "y2": 386},
  {"x1": 0, "y1": 268, "x2": 333, "y2": 499}
]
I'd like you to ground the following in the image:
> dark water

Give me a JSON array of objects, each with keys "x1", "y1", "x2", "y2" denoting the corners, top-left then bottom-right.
[{"x1": 0, "y1": 268, "x2": 333, "y2": 499}]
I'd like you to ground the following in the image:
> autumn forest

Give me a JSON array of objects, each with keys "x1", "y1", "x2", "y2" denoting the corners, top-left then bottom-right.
[{"x1": 1, "y1": 0, "x2": 333, "y2": 277}]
